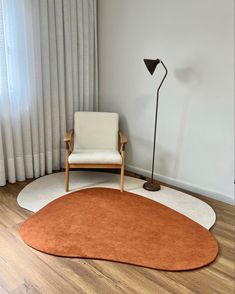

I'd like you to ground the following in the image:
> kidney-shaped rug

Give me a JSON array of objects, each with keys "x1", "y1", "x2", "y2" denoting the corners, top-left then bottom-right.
[{"x1": 20, "y1": 188, "x2": 218, "y2": 271}]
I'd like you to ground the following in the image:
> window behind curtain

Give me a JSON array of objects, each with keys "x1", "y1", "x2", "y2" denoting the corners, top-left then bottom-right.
[{"x1": 0, "y1": 0, "x2": 33, "y2": 119}]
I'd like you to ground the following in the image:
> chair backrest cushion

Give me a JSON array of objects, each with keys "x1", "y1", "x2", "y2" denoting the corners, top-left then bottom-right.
[{"x1": 74, "y1": 112, "x2": 119, "y2": 150}]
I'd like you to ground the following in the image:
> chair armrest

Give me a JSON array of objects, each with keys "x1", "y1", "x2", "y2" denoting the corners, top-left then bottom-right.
[
  {"x1": 119, "y1": 131, "x2": 127, "y2": 145},
  {"x1": 119, "y1": 131, "x2": 127, "y2": 153},
  {"x1": 64, "y1": 129, "x2": 74, "y2": 152},
  {"x1": 64, "y1": 129, "x2": 74, "y2": 142}
]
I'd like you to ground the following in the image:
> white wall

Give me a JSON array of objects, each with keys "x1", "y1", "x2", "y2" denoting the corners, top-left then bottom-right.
[{"x1": 98, "y1": 0, "x2": 234, "y2": 204}]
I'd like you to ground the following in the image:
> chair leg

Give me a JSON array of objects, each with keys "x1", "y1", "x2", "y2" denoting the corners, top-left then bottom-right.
[
  {"x1": 120, "y1": 163, "x2": 124, "y2": 192},
  {"x1": 66, "y1": 160, "x2": 70, "y2": 192}
]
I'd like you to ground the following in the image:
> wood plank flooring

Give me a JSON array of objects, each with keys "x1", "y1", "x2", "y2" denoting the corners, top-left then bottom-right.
[{"x1": 0, "y1": 177, "x2": 234, "y2": 293}]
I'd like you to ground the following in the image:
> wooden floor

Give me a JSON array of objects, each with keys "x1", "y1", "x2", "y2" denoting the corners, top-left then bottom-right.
[{"x1": 0, "y1": 176, "x2": 234, "y2": 294}]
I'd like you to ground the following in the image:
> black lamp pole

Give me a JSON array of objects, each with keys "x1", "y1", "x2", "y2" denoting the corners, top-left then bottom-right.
[{"x1": 143, "y1": 59, "x2": 168, "y2": 191}]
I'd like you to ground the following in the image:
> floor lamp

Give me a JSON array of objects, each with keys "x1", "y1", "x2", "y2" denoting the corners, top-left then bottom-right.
[{"x1": 143, "y1": 58, "x2": 168, "y2": 191}]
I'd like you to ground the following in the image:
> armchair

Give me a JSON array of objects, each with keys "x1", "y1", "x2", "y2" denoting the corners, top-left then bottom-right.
[{"x1": 64, "y1": 112, "x2": 127, "y2": 192}]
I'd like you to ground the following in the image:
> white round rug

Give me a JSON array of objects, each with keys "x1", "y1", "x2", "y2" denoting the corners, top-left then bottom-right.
[{"x1": 17, "y1": 171, "x2": 216, "y2": 229}]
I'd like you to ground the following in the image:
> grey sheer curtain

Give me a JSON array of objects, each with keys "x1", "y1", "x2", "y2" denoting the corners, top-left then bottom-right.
[{"x1": 0, "y1": 0, "x2": 98, "y2": 185}]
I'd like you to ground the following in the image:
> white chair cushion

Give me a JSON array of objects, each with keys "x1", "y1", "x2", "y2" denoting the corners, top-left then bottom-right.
[
  {"x1": 68, "y1": 149, "x2": 122, "y2": 164},
  {"x1": 74, "y1": 112, "x2": 119, "y2": 150}
]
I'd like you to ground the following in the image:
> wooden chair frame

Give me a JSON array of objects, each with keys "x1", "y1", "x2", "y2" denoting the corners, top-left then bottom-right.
[{"x1": 64, "y1": 130, "x2": 127, "y2": 192}]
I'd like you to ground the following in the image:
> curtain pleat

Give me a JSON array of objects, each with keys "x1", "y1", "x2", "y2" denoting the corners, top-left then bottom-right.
[
  {"x1": 71, "y1": 0, "x2": 79, "y2": 113},
  {"x1": 54, "y1": 0, "x2": 67, "y2": 165},
  {"x1": 77, "y1": 0, "x2": 84, "y2": 111},
  {"x1": 0, "y1": 0, "x2": 98, "y2": 185}
]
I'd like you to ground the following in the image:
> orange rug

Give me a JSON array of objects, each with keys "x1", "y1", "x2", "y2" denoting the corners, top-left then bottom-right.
[{"x1": 20, "y1": 188, "x2": 218, "y2": 271}]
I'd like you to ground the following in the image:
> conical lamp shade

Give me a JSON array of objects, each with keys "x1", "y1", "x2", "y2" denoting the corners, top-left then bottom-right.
[{"x1": 144, "y1": 59, "x2": 161, "y2": 75}]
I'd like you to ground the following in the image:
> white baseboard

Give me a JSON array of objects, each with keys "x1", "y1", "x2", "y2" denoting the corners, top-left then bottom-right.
[{"x1": 125, "y1": 164, "x2": 234, "y2": 205}]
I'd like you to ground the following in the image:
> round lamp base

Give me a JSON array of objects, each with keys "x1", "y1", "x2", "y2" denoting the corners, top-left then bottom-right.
[{"x1": 143, "y1": 180, "x2": 161, "y2": 191}]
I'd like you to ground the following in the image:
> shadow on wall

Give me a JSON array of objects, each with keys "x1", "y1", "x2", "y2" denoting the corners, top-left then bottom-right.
[
  {"x1": 122, "y1": 93, "x2": 156, "y2": 165},
  {"x1": 173, "y1": 66, "x2": 199, "y2": 178},
  {"x1": 119, "y1": 114, "x2": 131, "y2": 158},
  {"x1": 175, "y1": 67, "x2": 199, "y2": 84},
  {"x1": 119, "y1": 64, "x2": 200, "y2": 178},
  {"x1": 119, "y1": 127, "x2": 175, "y2": 178},
  {"x1": 119, "y1": 94, "x2": 175, "y2": 177},
  {"x1": 132, "y1": 93, "x2": 154, "y2": 115},
  {"x1": 123, "y1": 132, "x2": 176, "y2": 178},
  {"x1": 157, "y1": 144, "x2": 176, "y2": 177}
]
